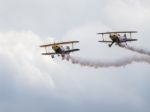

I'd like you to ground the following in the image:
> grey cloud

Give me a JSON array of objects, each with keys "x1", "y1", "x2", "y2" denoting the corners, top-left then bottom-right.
[
  {"x1": 0, "y1": 0, "x2": 149, "y2": 38},
  {"x1": 0, "y1": 0, "x2": 111, "y2": 37},
  {"x1": 0, "y1": 31, "x2": 149, "y2": 112}
]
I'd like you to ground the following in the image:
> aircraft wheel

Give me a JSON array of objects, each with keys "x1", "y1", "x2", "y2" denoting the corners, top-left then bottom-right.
[
  {"x1": 51, "y1": 55, "x2": 54, "y2": 58},
  {"x1": 66, "y1": 55, "x2": 70, "y2": 61}
]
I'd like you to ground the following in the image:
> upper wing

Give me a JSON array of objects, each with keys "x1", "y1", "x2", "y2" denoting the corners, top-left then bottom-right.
[
  {"x1": 64, "y1": 49, "x2": 80, "y2": 53},
  {"x1": 98, "y1": 40, "x2": 112, "y2": 43},
  {"x1": 56, "y1": 41, "x2": 79, "y2": 45},
  {"x1": 40, "y1": 41, "x2": 79, "y2": 47},
  {"x1": 41, "y1": 52, "x2": 56, "y2": 55},
  {"x1": 112, "y1": 31, "x2": 137, "y2": 33},
  {"x1": 97, "y1": 31, "x2": 137, "y2": 35}
]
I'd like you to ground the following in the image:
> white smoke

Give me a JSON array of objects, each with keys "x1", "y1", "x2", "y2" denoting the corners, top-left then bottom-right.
[
  {"x1": 120, "y1": 44, "x2": 150, "y2": 56},
  {"x1": 66, "y1": 55, "x2": 150, "y2": 68}
]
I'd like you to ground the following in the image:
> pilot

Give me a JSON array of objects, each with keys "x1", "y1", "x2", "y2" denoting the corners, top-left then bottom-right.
[{"x1": 52, "y1": 45, "x2": 61, "y2": 53}]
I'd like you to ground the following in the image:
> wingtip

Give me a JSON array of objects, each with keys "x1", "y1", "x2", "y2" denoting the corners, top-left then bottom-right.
[
  {"x1": 40, "y1": 45, "x2": 44, "y2": 47},
  {"x1": 97, "y1": 33, "x2": 102, "y2": 35}
]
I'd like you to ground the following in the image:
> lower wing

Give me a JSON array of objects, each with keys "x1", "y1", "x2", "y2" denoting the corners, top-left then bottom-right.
[
  {"x1": 41, "y1": 52, "x2": 56, "y2": 55},
  {"x1": 41, "y1": 49, "x2": 80, "y2": 55},
  {"x1": 64, "y1": 49, "x2": 80, "y2": 53},
  {"x1": 120, "y1": 39, "x2": 138, "y2": 43},
  {"x1": 98, "y1": 41, "x2": 112, "y2": 43}
]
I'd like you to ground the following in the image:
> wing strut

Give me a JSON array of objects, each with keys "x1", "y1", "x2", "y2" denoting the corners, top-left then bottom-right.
[
  {"x1": 102, "y1": 34, "x2": 104, "y2": 41},
  {"x1": 45, "y1": 47, "x2": 47, "y2": 53},
  {"x1": 130, "y1": 33, "x2": 131, "y2": 38},
  {"x1": 72, "y1": 43, "x2": 74, "y2": 49}
]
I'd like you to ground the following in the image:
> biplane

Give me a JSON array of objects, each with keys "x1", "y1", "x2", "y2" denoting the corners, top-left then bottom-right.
[
  {"x1": 97, "y1": 31, "x2": 138, "y2": 47},
  {"x1": 40, "y1": 41, "x2": 80, "y2": 59}
]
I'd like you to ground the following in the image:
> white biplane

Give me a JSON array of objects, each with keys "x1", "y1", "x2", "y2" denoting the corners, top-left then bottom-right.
[
  {"x1": 40, "y1": 41, "x2": 80, "y2": 59},
  {"x1": 97, "y1": 31, "x2": 138, "y2": 47}
]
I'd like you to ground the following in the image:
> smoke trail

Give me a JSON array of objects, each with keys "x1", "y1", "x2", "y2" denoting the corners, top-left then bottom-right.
[
  {"x1": 120, "y1": 44, "x2": 150, "y2": 56},
  {"x1": 66, "y1": 55, "x2": 150, "y2": 68}
]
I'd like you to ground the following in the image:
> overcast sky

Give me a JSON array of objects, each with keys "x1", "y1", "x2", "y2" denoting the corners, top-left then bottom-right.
[{"x1": 0, "y1": 0, "x2": 150, "y2": 112}]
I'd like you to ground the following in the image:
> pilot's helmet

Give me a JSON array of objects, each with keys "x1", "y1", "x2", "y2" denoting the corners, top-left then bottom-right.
[{"x1": 110, "y1": 33, "x2": 115, "y2": 37}]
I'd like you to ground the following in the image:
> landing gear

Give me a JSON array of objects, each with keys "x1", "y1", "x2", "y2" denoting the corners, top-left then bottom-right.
[
  {"x1": 66, "y1": 54, "x2": 70, "y2": 61},
  {"x1": 51, "y1": 55, "x2": 54, "y2": 58},
  {"x1": 108, "y1": 44, "x2": 112, "y2": 47},
  {"x1": 108, "y1": 41, "x2": 114, "y2": 47},
  {"x1": 61, "y1": 54, "x2": 65, "y2": 60}
]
